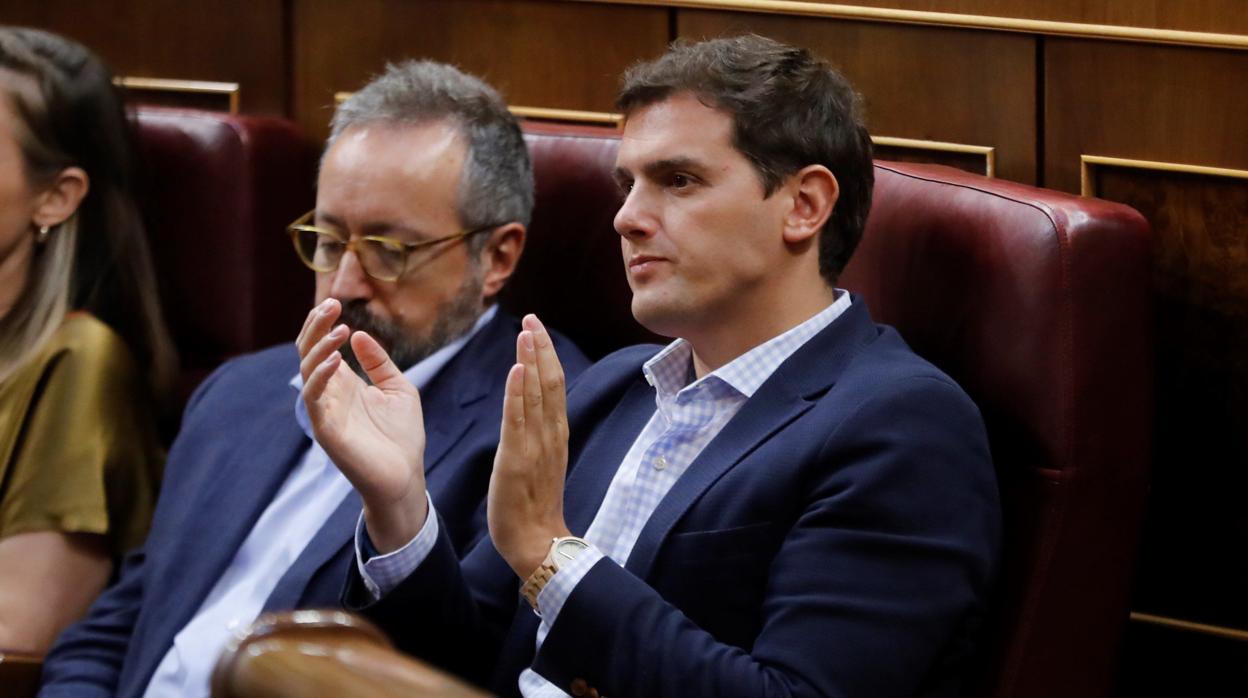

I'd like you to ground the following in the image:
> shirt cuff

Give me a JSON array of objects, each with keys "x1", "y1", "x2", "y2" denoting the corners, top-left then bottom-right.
[
  {"x1": 354, "y1": 491, "x2": 440, "y2": 599},
  {"x1": 534, "y1": 545, "x2": 605, "y2": 644}
]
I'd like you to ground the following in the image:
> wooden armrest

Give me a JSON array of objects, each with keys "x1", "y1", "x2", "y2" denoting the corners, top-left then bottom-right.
[
  {"x1": 210, "y1": 609, "x2": 491, "y2": 698},
  {"x1": 0, "y1": 651, "x2": 43, "y2": 698}
]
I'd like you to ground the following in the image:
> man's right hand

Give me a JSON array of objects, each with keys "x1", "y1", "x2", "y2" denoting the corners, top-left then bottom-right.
[{"x1": 296, "y1": 298, "x2": 430, "y2": 553}]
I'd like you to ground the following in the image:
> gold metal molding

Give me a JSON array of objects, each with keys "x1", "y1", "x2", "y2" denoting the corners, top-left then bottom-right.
[
  {"x1": 1130, "y1": 612, "x2": 1248, "y2": 643},
  {"x1": 509, "y1": 105, "x2": 623, "y2": 125},
  {"x1": 567, "y1": 0, "x2": 1248, "y2": 50},
  {"x1": 873, "y1": 136, "x2": 995, "y2": 177},
  {"x1": 115, "y1": 77, "x2": 240, "y2": 114},
  {"x1": 1080, "y1": 155, "x2": 1248, "y2": 197}
]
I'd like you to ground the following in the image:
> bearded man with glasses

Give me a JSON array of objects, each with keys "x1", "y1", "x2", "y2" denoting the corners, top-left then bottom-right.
[{"x1": 40, "y1": 61, "x2": 589, "y2": 698}]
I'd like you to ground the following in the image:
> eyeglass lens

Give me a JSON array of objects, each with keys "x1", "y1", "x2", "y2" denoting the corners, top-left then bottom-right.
[{"x1": 293, "y1": 230, "x2": 406, "y2": 280}]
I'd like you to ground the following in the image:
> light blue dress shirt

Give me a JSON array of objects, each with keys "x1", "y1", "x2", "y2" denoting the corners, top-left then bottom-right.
[
  {"x1": 142, "y1": 305, "x2": 496, "y2": 698},
  {"x1": 360, "y1": 294, "x2": 850, "y2": 697}
]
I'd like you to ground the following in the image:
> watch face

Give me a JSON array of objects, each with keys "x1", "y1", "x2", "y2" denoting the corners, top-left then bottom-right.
[{"x1": 554, "y1": 538, "x2": 588, "y2": 562}]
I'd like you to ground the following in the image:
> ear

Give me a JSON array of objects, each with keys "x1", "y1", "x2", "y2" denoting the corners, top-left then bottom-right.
[
  {"x1": 31, "y1": 166, "x2": 90, "y2": 229},
  {"x1": 781, "y1": 165, "x2": 838, "y2": 245},
  {"x1": 478, "y1": 222, "x2": 526, "y2": 300}
]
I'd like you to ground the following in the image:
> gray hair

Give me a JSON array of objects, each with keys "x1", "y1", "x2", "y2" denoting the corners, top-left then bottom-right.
[{"x1": 329, "y1": 60, "x2": 534, "y2": 247}]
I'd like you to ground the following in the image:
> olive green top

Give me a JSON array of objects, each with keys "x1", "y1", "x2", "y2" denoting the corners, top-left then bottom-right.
[{"x1": 0, "y1": 313, "x2": 162, "y2": 556}]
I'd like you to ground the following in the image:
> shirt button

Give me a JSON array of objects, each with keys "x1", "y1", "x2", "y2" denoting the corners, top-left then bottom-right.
[{"x1": 654, "y1": 455, "x2": 668, "y2": 471}]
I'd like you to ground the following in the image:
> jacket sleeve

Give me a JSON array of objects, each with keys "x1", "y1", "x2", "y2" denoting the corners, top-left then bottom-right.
[
  {"x1": 37, "y1": 546, "x2": 147, "y2": 696},
  {"x1": 342, "y1": 519, "x2": 522, "y2": 687}
]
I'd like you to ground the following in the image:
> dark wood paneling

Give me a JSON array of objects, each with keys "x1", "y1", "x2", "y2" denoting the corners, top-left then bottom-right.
[
  {"x1": 678, "y1": 9, "x2": 1037, "y2": 183},
  {"x1": 0, "y1": 1, "x2": 288, "y2": 116},
  {"x1": 118, "y1": 84, "x2": 237, "y2": 113},
  {"x1": 1045, "y1": 41, "x2": 1248, "y2": 193},
  {"x1": 1086, "y1": 160, "x2": 1248, "y2": 696},
  {"x1": 1117, "y1": 621, "x2": 1248, "y2": 696},
  {"x1": 1050, "y1": 41, "x2": 1248, "y2": 691},
  {"x1": 872, "y1": 144, "x2": 992, "y2": 176},
  {"x1": 292, "y1": 0, "x2": 669, "y2": 141}
]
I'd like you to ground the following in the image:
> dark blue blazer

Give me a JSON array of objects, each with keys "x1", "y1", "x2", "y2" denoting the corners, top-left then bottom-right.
[
  {"x1": 39, "y1": 310, "x2": 588, "y2": 697},
  {"x1": 348, "y1": 299, "x2": 1001, "y2": 698}
]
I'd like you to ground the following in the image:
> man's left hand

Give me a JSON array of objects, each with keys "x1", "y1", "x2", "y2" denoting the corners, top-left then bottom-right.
[{"x1": 488, "y1": 314, "x2": 573, "y2": 579}]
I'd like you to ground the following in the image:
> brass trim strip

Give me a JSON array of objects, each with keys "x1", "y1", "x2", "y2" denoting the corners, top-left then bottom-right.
[
  {"x1": 565, "y1": 0, "x2": 1248, "y2": 50},
  {"x1": 873, "y1": 136, "x2": 995, "y2": 177},
  {"x1": 1080, "y1": 154, "x2": 1248, "y2": 196},
  {"x1": 115, "y1": 77, "x2": 241, "y2": 114},
  {"x1": 1130, "y1": 612, "x2": 1248, "y2": 643},
  {"x1": 334, "y1": 91, "x2": 351, "y2": 105},
  {"x1": 509, "y1": 105, "x2": 623, "y2": 125}
]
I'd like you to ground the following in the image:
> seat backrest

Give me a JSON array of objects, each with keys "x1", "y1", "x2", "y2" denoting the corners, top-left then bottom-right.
[
  {"x1": 131, "y1": 107, "x2": 316, "y2": 406},
  {"x1": 845, "y1": 162, "x2": 1152, "y2": 698},
  {"x1": 511, "y1": 122, "x2": 1153, "y2": 698}
]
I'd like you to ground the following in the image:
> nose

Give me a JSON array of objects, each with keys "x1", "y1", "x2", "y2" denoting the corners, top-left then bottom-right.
[
  {"x1": 613, "y1": 186, "x2": 657, "y2": 241},
  {"x1": 325, "y1": 248, "x2": 374, "y2": 302}
]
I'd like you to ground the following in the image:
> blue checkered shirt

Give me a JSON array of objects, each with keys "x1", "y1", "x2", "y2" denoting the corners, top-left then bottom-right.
[{"x1": 360, "y1": 293, "x2": 851, "y2": 697}]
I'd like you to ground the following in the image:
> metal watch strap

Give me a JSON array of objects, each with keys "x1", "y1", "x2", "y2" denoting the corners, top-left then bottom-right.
[{"x1": 520, "y1": 558, "x2": 558, "y2": 614}]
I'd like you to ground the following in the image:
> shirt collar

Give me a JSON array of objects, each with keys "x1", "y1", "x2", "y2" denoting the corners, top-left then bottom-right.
[
  {"x1": 291, "y1": 304, "x2": 498, "y2": 439},
  {"x1": 643, "y1": 290, "x2": 852, "y2": 401}
]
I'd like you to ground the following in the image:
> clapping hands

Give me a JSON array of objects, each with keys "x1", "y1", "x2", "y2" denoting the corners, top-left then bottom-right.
[
  {"x1": 296, "y1": 298, "x2": 430, "y2": 552},
  {"x1": 298, "y1": 302, "x2": 572, "y2": 576}
]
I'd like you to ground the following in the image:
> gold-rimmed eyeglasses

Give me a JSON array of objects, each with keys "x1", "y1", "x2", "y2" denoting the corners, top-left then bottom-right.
[{"x1": 287, "y1": 210, "x2": 498, "y2": 282}]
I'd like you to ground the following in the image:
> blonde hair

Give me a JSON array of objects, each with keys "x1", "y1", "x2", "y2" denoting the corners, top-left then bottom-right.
[{"x1": 0, "y1": 215, "x2": 76, "y2": 385}]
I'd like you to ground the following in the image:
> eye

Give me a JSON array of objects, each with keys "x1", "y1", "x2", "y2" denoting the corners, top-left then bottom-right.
[
  {"x1": 315, "y1": 234, "x2": 343, "y2": 252},
  {"x1": 616, "y1": 178, "x2": 634, "y2": 195},
  {"x1": 669, "y1": 173, "x2": 694, "y2": 189}
]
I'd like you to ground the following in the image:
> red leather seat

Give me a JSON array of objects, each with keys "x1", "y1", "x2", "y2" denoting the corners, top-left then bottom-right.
[
  {"x1": 132, "y1": 107, "x2": 316, "y2": 406},
  {"x1": 512, "y1": 121, "x2": 1153, "y2": 698},
  {"x1": 846, "y1": 163, "x2": 1152, "y2": 698}
]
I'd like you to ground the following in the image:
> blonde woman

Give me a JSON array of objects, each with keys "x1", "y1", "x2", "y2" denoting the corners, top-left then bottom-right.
[{"x1": 0, "y1": 28, "x2": 174, "y2": 654}]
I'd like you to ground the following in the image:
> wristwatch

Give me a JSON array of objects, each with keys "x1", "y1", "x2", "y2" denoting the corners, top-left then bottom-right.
[{"x1": 520, "y1": 536, "x2": 590, "y2": 614}]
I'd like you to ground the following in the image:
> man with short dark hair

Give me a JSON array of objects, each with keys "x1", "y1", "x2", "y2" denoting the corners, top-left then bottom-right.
[
  {"x1": 305, "y1": 36, "x2": 1000, "y2": 698},
  {"x1": 39, "y1": 61, "x2": 588, "y2": 698}
]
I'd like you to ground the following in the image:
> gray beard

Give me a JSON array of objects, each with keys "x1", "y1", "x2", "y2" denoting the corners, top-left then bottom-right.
[{"x1": 336, "y1": 268, "x2": 485, "y2": 379}]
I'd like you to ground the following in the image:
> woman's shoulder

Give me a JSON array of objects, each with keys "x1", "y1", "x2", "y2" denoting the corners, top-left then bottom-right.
[
  {"x1": 40, "y1": 312, "x2": 137, "y2": 378},
  {"x1": 48, "y1": 312, "x2": 127, "y2": 352}
]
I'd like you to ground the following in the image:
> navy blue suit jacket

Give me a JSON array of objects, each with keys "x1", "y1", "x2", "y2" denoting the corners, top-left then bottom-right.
[
  {"x1": 348, "y1": 299, "x2": 1001, "y2": 698},
  {"x1": 40, "y1": 310, "x2": 588, "y2": 697}
]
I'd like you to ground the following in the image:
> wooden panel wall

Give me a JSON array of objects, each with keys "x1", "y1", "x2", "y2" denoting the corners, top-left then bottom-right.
[
  {"x1": 678, "y1": 9, "x2": 1036, "y2": 182},
  {"x1": 292, "y1": 0, "x2": 668, "y2": 141},
  {"x1": 1045, "y1": 39, "x2": 1248, "y2": 691},
  {"x1": 3, "y1": 0, "x2": 1247, "y2": 692},
  {"x1": 0, "y1": 0, "x2": 288, "y2": 115}
]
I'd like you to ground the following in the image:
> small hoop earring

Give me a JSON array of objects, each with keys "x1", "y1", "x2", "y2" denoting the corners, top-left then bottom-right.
[{"x1": 36, "y1": 225, "x2": 51, "y2": 244}]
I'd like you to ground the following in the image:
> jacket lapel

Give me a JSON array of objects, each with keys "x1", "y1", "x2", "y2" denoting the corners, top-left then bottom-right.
[
  {"x1": 624, "y1": 299, "x2": 880, "y2": 578},
  {"x1": 422, "y1": 312, "x2": 511, "y2": 474},
  {"x1": 262, "y1": 488, "x2": 362, "y2": 611}
]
